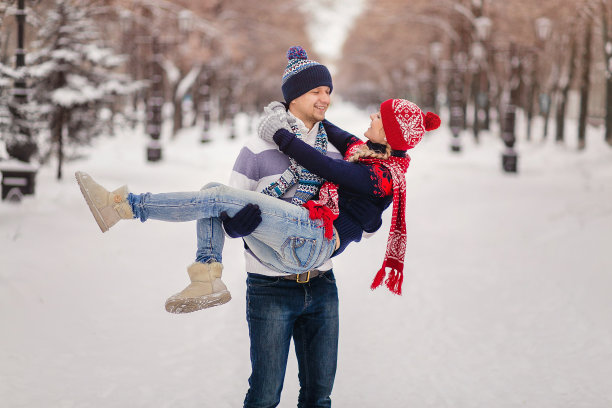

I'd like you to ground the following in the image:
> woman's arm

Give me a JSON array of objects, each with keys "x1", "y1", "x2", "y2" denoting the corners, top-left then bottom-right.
[
  {"x1": 273, "y1": 129, "x2": 392, "y2": 197},
  {"x1": 322, "y1": 120, "x2": 362, "y2": 156}
]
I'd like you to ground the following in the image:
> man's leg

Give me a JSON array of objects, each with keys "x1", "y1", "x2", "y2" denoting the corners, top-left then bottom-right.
[
  {"x1": 244, "y1": 274, "x2": 297, "y2": 408},
  {"x1": 293, "y1": 271, "x2": 339, "y2": 408}
]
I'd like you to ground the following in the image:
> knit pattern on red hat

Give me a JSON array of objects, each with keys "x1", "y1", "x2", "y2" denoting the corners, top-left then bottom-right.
[{"x1": 381, "y1": 99, "x2": 426, "y2": 151}]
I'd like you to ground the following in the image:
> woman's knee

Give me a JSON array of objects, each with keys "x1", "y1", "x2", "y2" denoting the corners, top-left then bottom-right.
[{"x1": 200, "y1": 181, "x2": 224, "y2": 191}]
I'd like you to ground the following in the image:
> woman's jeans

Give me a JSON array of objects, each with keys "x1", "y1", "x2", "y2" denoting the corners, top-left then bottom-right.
[
  {"x1": 127, "y1": 182, "x2": 336, "y2": 274},
  {"x1": 244, "y1": 271, "x2": 339, "y2": 408}
]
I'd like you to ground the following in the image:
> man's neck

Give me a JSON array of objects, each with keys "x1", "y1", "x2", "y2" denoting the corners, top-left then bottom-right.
[
  {"x1": 288, "y1": 109, "x2": 315, "y2": 131},
  {"x1": 289, "y1": 110, "x2": 315, "y2": 132}
]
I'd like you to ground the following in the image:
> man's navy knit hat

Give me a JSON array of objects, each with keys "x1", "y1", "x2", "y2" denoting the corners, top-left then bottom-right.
[{"x1": 281, "y1": 46, "x2": 333, "y2": 104}]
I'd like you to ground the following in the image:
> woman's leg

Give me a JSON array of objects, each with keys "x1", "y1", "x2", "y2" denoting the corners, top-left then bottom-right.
[
  {"x1": 195, "y1": 217, "x2": 224, "y2": 264},
  {"x1": 76, "y1": 173, "x2": 336, "y2": 313},
  {"x1": 76, "y1": 172, "x2": 335, "y2": 272},
  {"x1": 128, "y1": 182, "x2": 335, "y2": 273}
]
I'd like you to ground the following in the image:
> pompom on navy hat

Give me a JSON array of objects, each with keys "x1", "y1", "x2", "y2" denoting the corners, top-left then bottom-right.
[{"x1": 281, "y1": 46, "x2": 333, "y2": 104}]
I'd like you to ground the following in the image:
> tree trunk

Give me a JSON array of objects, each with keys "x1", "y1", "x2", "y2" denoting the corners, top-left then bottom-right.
[
  {"x1": 173, "y1": 92, "x2": 183, "y2": 137},
  {"x1": 578, "y1": 18, "x2": 592, "y2": 150},
  {"x1": 191, "y1": 76, "x2": 201, "y2": 127},
  {"x1": 483, "y1": 75, "x2": 491, "y2": 131},
  {"x1": 472, "y1": 69, "x2": 480, "y2": 143},
  {"x1": 526, "y1": 59, "x2": 537, "y2": 142},
  {"x1": 55, "y1": 107, "x2": 65, "y2": 180},
  {"x1": 601, "y1": 1, "x2": 612, "y2": 146},
  {"x1": 606, "y1": 76, "x2": 612, "y2": 145},
  {"x1": 555, "y1": 35, "x2": 578, "y2": 143},
  {"x1": 555, "y1": 92, "x2": 567, "y2": 143}
]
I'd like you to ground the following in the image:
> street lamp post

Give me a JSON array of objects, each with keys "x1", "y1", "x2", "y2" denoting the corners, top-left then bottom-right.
[
  {"x1": 199, "y1": 68, "x2": 212, "y2": 143},
  {"x1": 501, "y1": 44, "x2": 520, "y2": 173},
  {"x1": 14, "y1": 0, "x2": 26, "y2": 104},
  {"x1": 146, "y1": 34, "x2": 163, "y2": 162},
  {"x1": 1, "y1": 0, "x2": 38, "y2": 202},
  {"x1": 472, "y1": 16, "x2": 491, "y2": 142},
  {"x1": 448, "y1": 67, "x2": 464, "y2": 152},
  {"x1": 6, "y1": 0, "x2": 37, "y2": 163},
  {"x1": 448, "y1": 51, "x2": 467, "y2": 153}
]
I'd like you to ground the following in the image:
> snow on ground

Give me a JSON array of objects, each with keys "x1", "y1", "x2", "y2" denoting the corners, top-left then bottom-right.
[{"x1": 1, "y1": 101, "x2": 612, "y2": 407}]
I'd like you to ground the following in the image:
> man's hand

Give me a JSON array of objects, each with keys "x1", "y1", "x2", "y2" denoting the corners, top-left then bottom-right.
[
  {"x1": 258, "y1": 102, "x2": 293, "y2": 142},
  {"x1": 220, "y1": 203, "x2": 262, "y2": 238},
  {"x1": 265, "y1": 101, "x2": 286, "y2": 115}
]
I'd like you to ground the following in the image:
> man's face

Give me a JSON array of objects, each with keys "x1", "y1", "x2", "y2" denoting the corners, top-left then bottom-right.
[{"x1": 288, "y1": 86, "x2": 331, "y2": 130}]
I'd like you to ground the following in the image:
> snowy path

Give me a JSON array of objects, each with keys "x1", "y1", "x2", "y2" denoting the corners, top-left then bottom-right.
[{"x1": 1, "y1": 104, "x2": 612, "y2": 407}]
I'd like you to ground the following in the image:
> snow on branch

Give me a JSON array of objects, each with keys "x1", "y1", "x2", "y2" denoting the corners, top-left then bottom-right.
[{"x1": 175, "y1": 65, "x2": 202, "y2": 101}]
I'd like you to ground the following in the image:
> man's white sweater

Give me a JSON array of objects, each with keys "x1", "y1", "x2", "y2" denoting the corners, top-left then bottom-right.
[{"x1": 229, "y1": 114, "x2": 342, "y2": 276}]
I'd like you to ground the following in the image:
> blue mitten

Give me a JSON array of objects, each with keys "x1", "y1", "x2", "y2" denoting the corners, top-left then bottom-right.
[{"x1": 220, "y1": 204, "x2": 262, "y2": 238}]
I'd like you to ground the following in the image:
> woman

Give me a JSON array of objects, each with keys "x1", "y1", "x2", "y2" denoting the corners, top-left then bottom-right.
[{"x1": 75, "y1": 99, "x2": 440, "y2": 313}]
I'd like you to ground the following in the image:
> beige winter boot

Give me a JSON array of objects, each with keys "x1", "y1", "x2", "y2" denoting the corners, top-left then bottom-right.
[
  {"x1": 165, "y1": 262, "x2": 231, "y2": 314},
  {"x1": 75, "y1": 171, "x2": 133, "y2": 233}
]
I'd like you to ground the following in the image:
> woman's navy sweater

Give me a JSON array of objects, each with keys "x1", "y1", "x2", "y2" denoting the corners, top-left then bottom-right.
[{"x1": 273, "y1": 120, "x2": 401, "y2": 256}]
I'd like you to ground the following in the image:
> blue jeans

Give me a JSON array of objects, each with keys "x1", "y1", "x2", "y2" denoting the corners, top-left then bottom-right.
[
  {"x1": 244, "y1": 271, "x2": 339, "y2": 408},
  {"x1": 127, "y1": 182, "x2": 336, "y2": 274}
]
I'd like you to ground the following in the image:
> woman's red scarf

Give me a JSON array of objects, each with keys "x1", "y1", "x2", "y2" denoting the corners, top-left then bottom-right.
[{"x1": 303, "y1": 142, "x2": 410, "y2": 295}]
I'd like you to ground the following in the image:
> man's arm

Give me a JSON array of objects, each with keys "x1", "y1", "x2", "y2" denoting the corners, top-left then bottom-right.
[
  {"x1": 218, "y1": 144, "x2": 264, "y2": 238},
  {"x1": 229, "y1": 145, "x2": 260, "y2": 191}
]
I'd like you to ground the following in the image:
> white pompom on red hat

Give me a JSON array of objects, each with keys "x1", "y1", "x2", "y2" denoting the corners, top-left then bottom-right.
[{"x1": 380, "y1": 99, "x2": 441, "y2": 150}]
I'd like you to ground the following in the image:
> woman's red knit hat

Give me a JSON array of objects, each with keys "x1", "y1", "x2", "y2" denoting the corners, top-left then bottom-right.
[{"x1": 380, "y1": 99, "x2": 441, "y2": 150}]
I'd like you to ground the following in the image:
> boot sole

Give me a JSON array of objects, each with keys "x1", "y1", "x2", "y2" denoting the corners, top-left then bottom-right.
[
  {"x1": 165, "y1": 290, "x2": 232, "y2": 314},
  {"x1": 75, "y1": 171, "x2": 109, "y2": 233}
]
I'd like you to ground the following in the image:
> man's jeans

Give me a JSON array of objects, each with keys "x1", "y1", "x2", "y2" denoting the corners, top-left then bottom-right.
[
  {"x1": 127, "y1": 182, "x2": 336, "y2": 274},
  {"x1": 244, "y1": 271, "x2": 339, "y2": 408}
]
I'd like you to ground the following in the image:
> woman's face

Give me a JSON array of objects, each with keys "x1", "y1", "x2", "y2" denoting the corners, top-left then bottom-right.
[{"x1": 364, "y1": 112, "x2": 387, "y2": 144}]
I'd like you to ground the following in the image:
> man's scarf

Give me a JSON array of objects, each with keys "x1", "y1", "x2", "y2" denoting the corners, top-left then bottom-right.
[
  {"x1": 303, "y1": 141, "x2": 410, "y2": 295},
  {"x1": 261, "y1": 122, "x2": 327, "y2": 206}
]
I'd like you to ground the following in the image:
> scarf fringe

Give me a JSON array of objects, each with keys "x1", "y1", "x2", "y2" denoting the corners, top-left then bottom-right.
[
  {"x1": 370, "y1": 266, "x2": 386, "y2": 290},
  {"x1": 385, "y1": 268, "x2": 403, "y2": 295},
  {"x1": 370, "y1": 264, "x2": 403, "y2": 295},
  {"x1": 303, "y1": 201, "x2": 337, "y2": 240}
]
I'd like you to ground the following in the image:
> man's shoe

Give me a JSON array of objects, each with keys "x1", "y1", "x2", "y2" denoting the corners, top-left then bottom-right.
[
  {"x1": 165, "y1": 262, "x2": 231, "y2": 314},
  {"x1": 75, "y1": 171, "x2": 133, "y2": 233}
]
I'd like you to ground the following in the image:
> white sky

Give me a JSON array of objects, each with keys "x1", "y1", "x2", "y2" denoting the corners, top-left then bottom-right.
[{"x1": 299, "y1": 0, "x2": 368, "y2": 74}]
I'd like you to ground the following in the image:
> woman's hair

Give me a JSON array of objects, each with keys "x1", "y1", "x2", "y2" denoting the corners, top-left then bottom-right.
[{"x1": 347, "y1": 142, "x2": 392, "y2": 163}]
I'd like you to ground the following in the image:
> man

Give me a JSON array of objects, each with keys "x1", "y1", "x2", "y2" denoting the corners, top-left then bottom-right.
[{"x1": 228, "y1": 46, "x2": 352, "y2": 408}]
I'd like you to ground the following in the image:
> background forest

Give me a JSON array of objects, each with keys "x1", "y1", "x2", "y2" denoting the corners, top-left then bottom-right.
[{"x1": 1, "y1": 0, "x2": 612, "y2": 180}]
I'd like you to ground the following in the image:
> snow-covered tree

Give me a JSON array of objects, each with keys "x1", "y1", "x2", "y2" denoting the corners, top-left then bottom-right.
[{"x1": 27, "y1": 0, "x2": 138, "y2": 179}]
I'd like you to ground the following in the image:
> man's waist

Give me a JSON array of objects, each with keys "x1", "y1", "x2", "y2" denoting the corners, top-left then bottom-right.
[
  {"x1": 282, "y1": 268, "x2": 327, "y2": 283},
  {"x1": 244, "y1": 250, "x2": 333, "y2": 277},
  {"x1": 247, "y1": 268, "x2": 331, "y2": 284}
]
